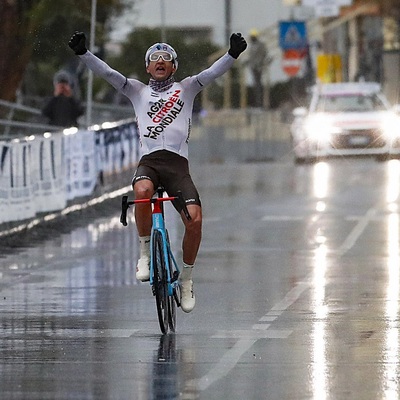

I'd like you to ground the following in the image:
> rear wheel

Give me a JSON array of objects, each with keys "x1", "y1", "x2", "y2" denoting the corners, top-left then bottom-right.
[{"x1": 153, "y1": 231, "x2": 169, "y2": 334}]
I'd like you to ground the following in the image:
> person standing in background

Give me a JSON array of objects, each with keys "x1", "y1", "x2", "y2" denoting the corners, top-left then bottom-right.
[
  {"x1": 246, "y1": 29, "x2": 271, "y2": 108},
  {"x1": 42, "y1": 70, "x2": 84, "y2": 127}
]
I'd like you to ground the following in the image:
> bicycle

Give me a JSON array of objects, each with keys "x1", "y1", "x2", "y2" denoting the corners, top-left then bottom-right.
[{"x1": 120, "y1": 187, "x2": 191, "y2": 334}]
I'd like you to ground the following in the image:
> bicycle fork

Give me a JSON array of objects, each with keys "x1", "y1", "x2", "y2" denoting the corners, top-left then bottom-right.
[{"x1": 149, "y1": 213, "x2": 180, "y2": 297}]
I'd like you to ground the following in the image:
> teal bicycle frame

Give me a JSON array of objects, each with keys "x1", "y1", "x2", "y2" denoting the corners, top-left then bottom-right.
[
  {"x1": 148, "y1": 192, "x2": 180, "y2": 296},
  {"x1": 120, "y1": 188, "x2": 191, "y2": 333}
]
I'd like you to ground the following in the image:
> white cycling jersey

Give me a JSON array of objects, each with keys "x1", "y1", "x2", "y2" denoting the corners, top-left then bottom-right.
[{"x1": 79, "y1": 51, "x2": 235, "y2": 159}]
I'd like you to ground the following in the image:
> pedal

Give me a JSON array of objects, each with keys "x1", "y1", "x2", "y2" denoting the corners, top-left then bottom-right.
[
  {"x1": 173, "y1": 289, "x2": 181, "y2": 307},
  {"x1": 171, "y1": 271, "x2": 179, "y2": 283}
]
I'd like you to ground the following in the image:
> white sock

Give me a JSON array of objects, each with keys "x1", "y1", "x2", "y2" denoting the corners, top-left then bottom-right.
[
  {"x1": 180, "y1": 263, "x2": 194, "y2": 281},
  {"x1": 139, "y1": 236, "x2": 151, "y2": 259}
]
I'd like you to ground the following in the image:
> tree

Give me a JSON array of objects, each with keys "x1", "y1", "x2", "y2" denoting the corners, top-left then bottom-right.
[{"x1": 0, "y1": 0, "x2": 131, "y2": 104}]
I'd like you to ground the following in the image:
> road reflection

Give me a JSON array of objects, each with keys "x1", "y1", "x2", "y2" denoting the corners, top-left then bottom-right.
[
  {"x1": 384, "y1": 160, "x2": 400, "y2": 399},
  {"x1": 311, "y1": 243, "x2": 328, "y2": 400},
  {"x1": 152, "y1": 334, "x2": 179, "y2": 399},
  {"x1": 150, "y1": 334, "x2": 199, "y2": 400},
  {"x1": 310, "y1": 161, "x2": 329, "y2": 399},
  {"x1": 308, "y1": 160, "x2": 400, "y2": 399}
]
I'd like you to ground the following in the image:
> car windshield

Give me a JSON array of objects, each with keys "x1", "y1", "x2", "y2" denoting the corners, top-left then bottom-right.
[{"x1": 315, "y1": 94, "x2": 387, "y2": 112}]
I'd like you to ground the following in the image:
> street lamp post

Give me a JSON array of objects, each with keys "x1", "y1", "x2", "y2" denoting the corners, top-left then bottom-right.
[{"x1": 160, "y1": 0, "x2": 166, "y2": 42}]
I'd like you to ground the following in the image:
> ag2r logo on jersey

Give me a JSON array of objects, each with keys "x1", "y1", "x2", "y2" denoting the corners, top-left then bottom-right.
[{"x1": 145, "y1": 90, "x2": 184, "y2": 140}]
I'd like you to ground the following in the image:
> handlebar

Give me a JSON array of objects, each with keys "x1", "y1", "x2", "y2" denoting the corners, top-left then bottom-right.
[{"x1": 120, "y1": 190, "x2": 192, "y2": 227}]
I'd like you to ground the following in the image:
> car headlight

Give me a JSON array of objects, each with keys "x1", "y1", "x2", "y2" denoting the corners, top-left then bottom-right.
[
  {"x1": 304, "y1": 114, "x2": 342, "y2": 142},
  {"x1": 381, "y1": 113, "x2": 400, "y2": 140}
]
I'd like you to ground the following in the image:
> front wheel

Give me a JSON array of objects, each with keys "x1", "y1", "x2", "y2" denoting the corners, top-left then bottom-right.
[
  {"x1": 152, "y1": 231, "x2": 169, "y2": 334},
  {"x1": 165, "y1": 232, "x2": 177, "y2": 332}
]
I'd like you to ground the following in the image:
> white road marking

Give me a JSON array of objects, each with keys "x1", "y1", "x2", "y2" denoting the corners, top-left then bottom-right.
[
  {"x1": 190, "y1": 339, "x2": 255, "y2": 391},
  {"x1": 267, "y1": 282, "x2": 310, "y2": 315},
  {"x1": 259, "y1": 316, "x2": 277, "y2": 322},
  {"x1": 337, "y1": 207, "x2": 377, "y2": 256},
  {"x1": 212, "y1": 329, "x2": 292, "y2": 339},
  {"x1": 193, "y1": 281, "x2": 310, "y2": 392},
  {"x1": 261, "y1": 207, "x2": 378, "y2": 256}
]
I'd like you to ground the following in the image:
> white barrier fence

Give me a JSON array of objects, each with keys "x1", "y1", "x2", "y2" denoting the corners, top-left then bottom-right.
[{"x1": 0, "y1": 119, "x2": 139, "y2": 224}]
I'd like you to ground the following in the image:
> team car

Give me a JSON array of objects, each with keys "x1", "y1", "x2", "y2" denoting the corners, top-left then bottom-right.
[{"x1": 290, "y1": 82, "x2": 400, "y2": 163}]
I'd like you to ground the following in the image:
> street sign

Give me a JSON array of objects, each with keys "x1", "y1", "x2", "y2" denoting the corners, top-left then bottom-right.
[
  {"x1": 302, "y1": 0, "x2": 353, "y2": 17},
  {"x1": 279, "y1": 21, "x2": 307, "y2": 50},
  {"x1": 315, "y1": 0, "x2": 340, "y2": 17},
  {"x1": 282, "y1": 49, "x2": 304, "y2": 77}
]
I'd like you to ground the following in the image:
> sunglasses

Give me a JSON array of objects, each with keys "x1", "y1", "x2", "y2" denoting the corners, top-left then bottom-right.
[{"x1": 149, "y1": 51, "x2": 173, "y2": 62}]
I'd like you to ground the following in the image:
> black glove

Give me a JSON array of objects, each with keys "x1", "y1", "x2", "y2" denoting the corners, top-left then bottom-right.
[
  {"x1": 228, "y1": 33, "x2": 247, "y2": 59},
  {"x1": 68, "y1": 31, "x2": 87, "y2": 55}
]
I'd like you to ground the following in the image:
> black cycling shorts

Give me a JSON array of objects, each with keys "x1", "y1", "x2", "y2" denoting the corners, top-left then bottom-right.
[{"x1": 132, "y1": 150, "x2": 201, "y2": 212}]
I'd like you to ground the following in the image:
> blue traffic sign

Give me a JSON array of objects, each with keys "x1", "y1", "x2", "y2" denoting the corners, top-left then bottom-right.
[{"x1": 279, "y1": 21, "x2": 308, "y2": 50}]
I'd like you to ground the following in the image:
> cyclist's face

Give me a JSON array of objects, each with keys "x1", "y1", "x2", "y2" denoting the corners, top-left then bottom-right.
[{"x1": 146, "y1": 58, "x2": 176, "y2": 81}]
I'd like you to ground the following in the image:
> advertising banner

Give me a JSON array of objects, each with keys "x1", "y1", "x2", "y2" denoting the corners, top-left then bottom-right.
[
  {"x1": 32, "y1": 134, "x2": 66, "y2": 213},
  {"x1": 0, "y1": 142, "x2": 10, "y2": 223},
  {"x1": 64, "y1": 130, "x2": 97, "y2": 200},
  {"x1": 8, "y1": 141, "x2": 35, "y2": 222},
  {"x1": 0, "y1": 120, "x2": 138, "y2": 225}
]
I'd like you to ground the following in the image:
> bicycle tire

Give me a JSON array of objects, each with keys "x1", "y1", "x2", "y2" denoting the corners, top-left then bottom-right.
[
  {"x1": 165, "y1": 234, "x2": 176, "y2": 332},
  {"x1": 168, "y1": 288, "x2": 176, "y2": 332},
  {"x1": 153, "y1": 231, "x2": 169, "y2": 334}
]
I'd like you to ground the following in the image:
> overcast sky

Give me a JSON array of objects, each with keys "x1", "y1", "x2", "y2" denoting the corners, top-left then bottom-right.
[{"x1": 110, "y1": 0, "x2": 297, "y2": 44}]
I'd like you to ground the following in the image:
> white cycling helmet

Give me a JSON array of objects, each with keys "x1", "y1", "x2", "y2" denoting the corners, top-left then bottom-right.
[{"x1": 145, "y1": 43, "x2": 178, "y2": 70}]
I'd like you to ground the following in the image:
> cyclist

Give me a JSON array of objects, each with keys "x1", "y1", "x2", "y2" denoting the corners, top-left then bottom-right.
[{"x1": 68, "y1": 31, "x2": 247, "y2": 313}]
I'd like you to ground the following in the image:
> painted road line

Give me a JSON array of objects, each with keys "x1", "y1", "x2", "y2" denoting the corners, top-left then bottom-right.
[
  {"x1": 259, "y1": 315, "x2": 278, "y2": 322},
  {"x1": 188, "y1": 339, "x2": 256, "y2": 392},
  {"x1": 212, "y1": 329, "x2": 292, "y2": 339},
  {"x1": 194, "y1": 281, "x2": 310, "y2": 392},
  {"x1": 337, "y1": 207, "x2": 377, "y2": 256},
  {"x1": 267, "y1": 282, "x2": 310, "y2": 314}
]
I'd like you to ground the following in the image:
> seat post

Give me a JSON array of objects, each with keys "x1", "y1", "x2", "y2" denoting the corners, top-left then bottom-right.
[{"x1": 157, "y1": 186, "x2": 165, "y2": 214}]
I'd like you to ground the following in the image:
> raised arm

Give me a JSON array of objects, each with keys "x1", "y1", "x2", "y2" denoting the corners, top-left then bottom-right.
[
  {"x1": 68, "y1": 32, "x2": 131, "y2": 92},
  {"x1": 196, "y1": 33, "x2": 247, "y2": 87}
]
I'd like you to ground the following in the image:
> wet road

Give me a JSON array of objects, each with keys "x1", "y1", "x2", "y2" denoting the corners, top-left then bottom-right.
[{"x1": 1, "y1": 158, "x2": 400, "y2": 399}]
